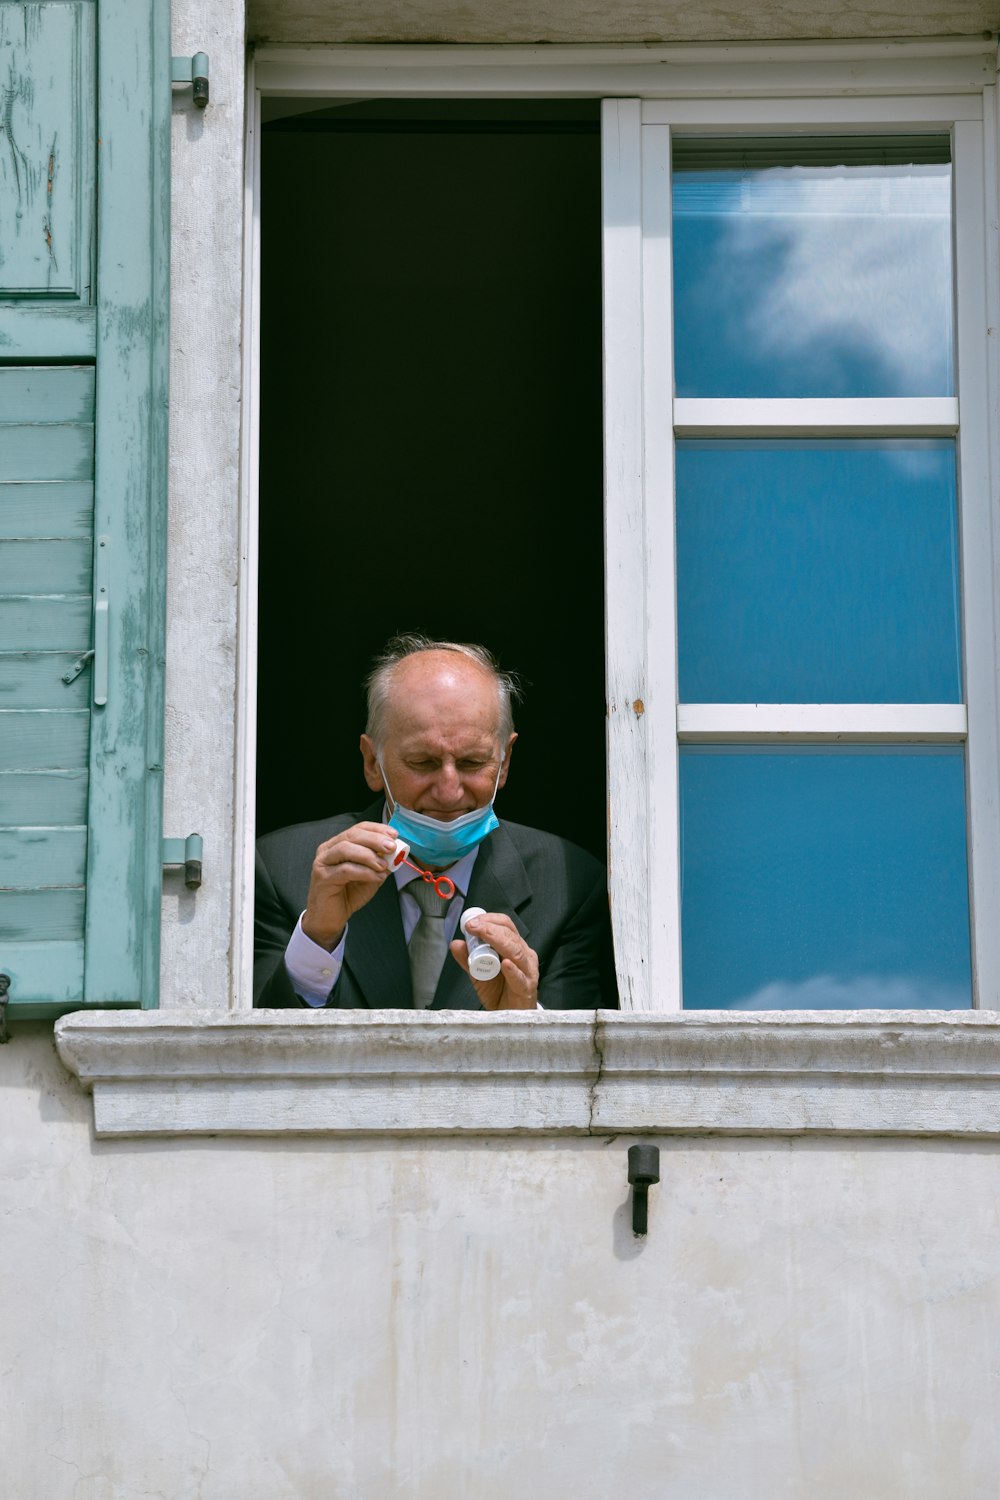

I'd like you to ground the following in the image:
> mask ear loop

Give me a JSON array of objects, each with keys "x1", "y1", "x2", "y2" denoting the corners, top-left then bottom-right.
[{"x1": 377, "y1": 754, "x2": 397, "y2": 818}]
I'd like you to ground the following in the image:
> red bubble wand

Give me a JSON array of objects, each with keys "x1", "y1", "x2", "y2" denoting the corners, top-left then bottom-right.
[{"x1": 386, "y1": 838, "x2": 456, "y2": 900}]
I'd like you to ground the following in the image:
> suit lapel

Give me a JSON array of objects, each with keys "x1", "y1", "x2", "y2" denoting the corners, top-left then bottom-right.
[
  {"x1": 341, "y1": 797, "x2": 413, "y2": 1008},
  {"x1": 343, "y1": 876, "x2": 414, "y2": 1008},
  {"x1": 431, "y1": 822, "x2": 532, "y2": 1009}
]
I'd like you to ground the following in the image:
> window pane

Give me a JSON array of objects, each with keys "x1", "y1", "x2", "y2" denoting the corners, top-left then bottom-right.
[
  {"x1": 676, "y1": 439, "x2": 962, "y2": 704},
  {"x1": 672, "y1": 137, "x2": 953, "y2": 397},
  {"x1": 680, "y1": 746, "x2": 972, "y2": 1010}
]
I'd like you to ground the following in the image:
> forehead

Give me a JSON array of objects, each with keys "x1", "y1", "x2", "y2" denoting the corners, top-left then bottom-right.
[{"x1": 383, "y1": 653, "x2": 501, "y2": 748}]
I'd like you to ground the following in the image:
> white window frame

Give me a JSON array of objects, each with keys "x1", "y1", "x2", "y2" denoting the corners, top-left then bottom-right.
[
  {"x1": 235, "y1": 42, "x2": 1000, "y2": 1015},
  {"x1": 605, "y1": 88, "x2": 1000, "y2": 1010}
]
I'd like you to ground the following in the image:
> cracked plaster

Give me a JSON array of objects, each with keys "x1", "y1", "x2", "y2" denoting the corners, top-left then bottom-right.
[{"x1": 247, "y1": 0, "x2": 1000, "y2": 44}]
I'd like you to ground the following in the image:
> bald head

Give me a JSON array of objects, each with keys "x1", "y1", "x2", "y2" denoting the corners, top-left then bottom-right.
[
  {"x1": 380, "y1": 650, "x2": 503, "y2": 752},
  {"x1": 364, "y1": 634, "x2": 518, "y2": 753},
  {"x1": 360, "y1": 646, "x2": 518, "y2": 817}
]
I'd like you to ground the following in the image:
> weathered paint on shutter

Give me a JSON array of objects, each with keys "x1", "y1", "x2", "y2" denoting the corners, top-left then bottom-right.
[
  {"x1": 0, "y1": 0, "x2": 168, "y2": 1016},
  {"x1": 0, "y1": 367, "x2": 94, "y2": 1000}
]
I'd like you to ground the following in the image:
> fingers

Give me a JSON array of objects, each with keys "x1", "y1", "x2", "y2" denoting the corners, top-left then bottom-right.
[
  {"x1": 314, "y1": 823, "x2": 397, "y2": 880},
  {"x1": 464, "y1": 913, "x2": 538, "y2": 978},
  {"x1": 454, "y1": 912, "x2": 538, "y2": 1010},
  {"x1": 304, "y1": 822, "x2": 397, "y2": 949}
]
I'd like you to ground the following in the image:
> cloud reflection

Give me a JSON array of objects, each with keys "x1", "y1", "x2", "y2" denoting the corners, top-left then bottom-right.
[
  {"x1": 730, "y1": 188, "x2": 950, "y2": 389},
  {"x1": 673, "y1": 165, "x2": 953, "y2": 396},
  {"x1": 726, "y1": 973, "x2": 969, "y2": 1011}
]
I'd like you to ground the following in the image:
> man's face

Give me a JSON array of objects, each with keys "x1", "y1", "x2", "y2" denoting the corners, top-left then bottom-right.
[{"x1": 361, "y1": 651, "x2": 515, "y2": 820}]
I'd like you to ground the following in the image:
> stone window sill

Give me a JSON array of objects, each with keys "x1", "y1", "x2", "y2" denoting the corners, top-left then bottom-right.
[{"x1": 53, "y1": 1008, "x2": 1000, "y2": 1138}]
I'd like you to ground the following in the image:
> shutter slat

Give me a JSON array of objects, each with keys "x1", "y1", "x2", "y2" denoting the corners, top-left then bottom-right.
[
  {"x1": 0, "y1": 826, "x2": 86, "y2": 889},
  {"x1": 0, "y1": 483, "x2": 94, "y2": 539},
  {"x1": 0, "y1": 368, "x2": 95, "y2": 423},
  {"x1": 0, "y1": 598, "x2": 91, "y2": 650},
  {"x1": 0, "y1": 770, "x2": 88, "y2": 824},
  {"x1": 0, "y1": 539, "x2": 92, "y2": 594},
  {"x1": 0, "y1": 940, "x2": 85, "y2": 1003},
  {"x1": 0, "y1": 710, "x2": 90, "y2": 771},
  {"x1": 0, "y1": 655, "x2": 91, "y2": 710},
  {"x1": 0, "y1": 426, "x2": 95, "y2": 482},
  {"x1": 0, "y1": 308, "x2": 97, "y2": 361},
  {"x1": 0, "y1": 888, "x2": 85, "y2": 942}
]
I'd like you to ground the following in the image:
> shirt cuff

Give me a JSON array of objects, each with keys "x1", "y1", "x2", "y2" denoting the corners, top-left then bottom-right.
[{"x1": 284, "y1": 913, "x2": 347, "y2": 1006}]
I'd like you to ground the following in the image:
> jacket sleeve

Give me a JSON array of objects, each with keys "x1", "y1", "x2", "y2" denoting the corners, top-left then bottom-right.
[
  {"x1": 536, "y1": 861, "x2": 619, "y2": 1010},
  {"x1": 253, "y1": 846, "x2": 308, "y2": 1008}
]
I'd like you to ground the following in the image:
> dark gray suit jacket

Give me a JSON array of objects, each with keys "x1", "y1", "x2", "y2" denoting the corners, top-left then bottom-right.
[{"x1": 254, "y1": 802, "x2": 617, "y2": 1009}]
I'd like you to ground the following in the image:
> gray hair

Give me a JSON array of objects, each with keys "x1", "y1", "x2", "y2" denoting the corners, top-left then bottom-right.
[{"x1": 364, "y1": 633, "x2": 521, "y2": 751}]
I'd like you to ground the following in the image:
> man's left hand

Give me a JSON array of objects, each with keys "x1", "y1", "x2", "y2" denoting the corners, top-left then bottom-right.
[{"x1": 449, "y1": 912, "x2": 539, "y2": 1010}]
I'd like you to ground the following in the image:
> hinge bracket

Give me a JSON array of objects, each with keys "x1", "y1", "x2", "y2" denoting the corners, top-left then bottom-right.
[
  {"x1": 0, "y1": 974, "x2": 10, "y2": 1044},
  {"x1": 62, "y1": 649, "x2": 94, "y2": 686},
  {"x1": 171, "y1": 53, "x2": 210, "y2": 108},
  {"x1": 163, "y1": 834, "x2": 204, "y2": 890}
]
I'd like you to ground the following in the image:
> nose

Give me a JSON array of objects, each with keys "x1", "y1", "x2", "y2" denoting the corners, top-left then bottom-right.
[{"x1": 433, "y1": 760, "x2": 465, "y2": 806}]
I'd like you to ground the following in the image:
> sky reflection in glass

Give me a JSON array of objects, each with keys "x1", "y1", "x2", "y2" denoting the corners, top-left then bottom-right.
[
  {"x1": 676, "y1": 439, "x2": 962, "y2": 704},
  {"x1": 680, "y1": 746, "x2": 972, "y2": 1010},
  {"x1": 672, "y1": 155, "x2": 953, "y2": 397}
]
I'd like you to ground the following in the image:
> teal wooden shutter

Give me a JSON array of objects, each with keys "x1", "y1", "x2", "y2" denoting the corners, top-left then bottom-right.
[{"x1": 0, "y1": 0, "x2": 169, "y2": 1017}]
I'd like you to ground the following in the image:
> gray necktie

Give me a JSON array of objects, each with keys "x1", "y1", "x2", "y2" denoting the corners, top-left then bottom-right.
[{"x1": 408, "y1": 879, "x2": 453, "y2": 1009}]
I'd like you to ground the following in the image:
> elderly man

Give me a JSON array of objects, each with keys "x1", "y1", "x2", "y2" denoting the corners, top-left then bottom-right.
[{"x1": 253, "y1": 635, "x2": 616, "y2": 1010}]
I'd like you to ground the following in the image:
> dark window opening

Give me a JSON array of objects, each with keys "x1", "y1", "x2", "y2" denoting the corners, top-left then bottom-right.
[{"x1": 257, "y1": 98, "x2": 607, "y2": 861}]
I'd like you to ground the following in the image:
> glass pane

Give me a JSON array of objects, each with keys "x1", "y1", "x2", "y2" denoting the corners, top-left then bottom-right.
[
  {"x1": 680, "y1": 746, "x2": 972, "y2": 1010},
  {"x1": 672, "y1": 137, "x2": 954, "y2": 397},
  {"x1": 676, "y1": 439, "x2": 962, "y2": 703}
]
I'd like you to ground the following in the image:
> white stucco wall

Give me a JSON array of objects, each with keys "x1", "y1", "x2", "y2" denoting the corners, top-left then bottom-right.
[
  {"x1": 160, "y1": 0, "x2": 247, "y2": 1010},
  {"x1": 5, "y1": 1025, "x2": 1000, "y2": 1499}
]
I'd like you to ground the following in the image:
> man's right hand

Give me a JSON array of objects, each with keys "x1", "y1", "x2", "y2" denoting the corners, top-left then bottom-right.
[{"x1": 301, "y1": 822, "x2": 397, "y2": 951}]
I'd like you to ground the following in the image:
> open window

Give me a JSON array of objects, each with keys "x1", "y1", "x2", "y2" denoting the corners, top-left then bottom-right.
[{"x1": 240, "y1": 46, "x2": 1000, "y2": 1015}]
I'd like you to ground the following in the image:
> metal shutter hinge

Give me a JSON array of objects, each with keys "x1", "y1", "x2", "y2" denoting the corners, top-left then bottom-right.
[
  {"x1": 0, "y1": 975, "x2": 10, "y2": 1044},
  {"x1": 163, "y1": 834, "x2": 204, "y2": 889},
  {"x1": 62, "y1": 649, "x2": 94, "y2": 685},
  {"x1": 171, "y1": 54, "x2": 209, "y2": 108}
]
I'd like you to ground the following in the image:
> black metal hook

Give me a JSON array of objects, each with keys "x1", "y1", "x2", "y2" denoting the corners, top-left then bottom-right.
[{"x1": 628, "y1": 1143, "x2": 660, "y2": 1235}]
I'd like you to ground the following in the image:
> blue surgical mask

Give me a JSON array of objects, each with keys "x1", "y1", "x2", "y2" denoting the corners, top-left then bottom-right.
[{"x1": 379, "y1": 757, "x2": 502, "y2": 868}]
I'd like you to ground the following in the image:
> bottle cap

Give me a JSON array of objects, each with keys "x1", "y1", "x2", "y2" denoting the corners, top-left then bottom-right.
[
  {"x1": 459, "y1": 905, "x2": 486, "y2": 937},
  {"x1": 387, "y1": 837, "x2": 410, "y2": 869}
]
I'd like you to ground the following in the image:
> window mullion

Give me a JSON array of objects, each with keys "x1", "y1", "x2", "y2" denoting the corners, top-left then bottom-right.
[
  {"x1": 678, "y1": 705, "x2": 968, "y2": 741},
  {"x1": 674, "y1": 397, "x2": 959, "y2": 437},
  {"x1": 642, "y1": 121, "x2": 684, "y2": 1012},
  {"x1": 953, "y1": 113, "x2": 1000, "y2": 1009}
]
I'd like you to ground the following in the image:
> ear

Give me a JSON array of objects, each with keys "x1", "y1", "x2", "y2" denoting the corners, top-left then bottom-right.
[
  {"x1": 497, "y1": 733, "x2": 517, "y2": 790},
  {"x1": 360, "y1": 734, "x2": 384, "y2": 793}
]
